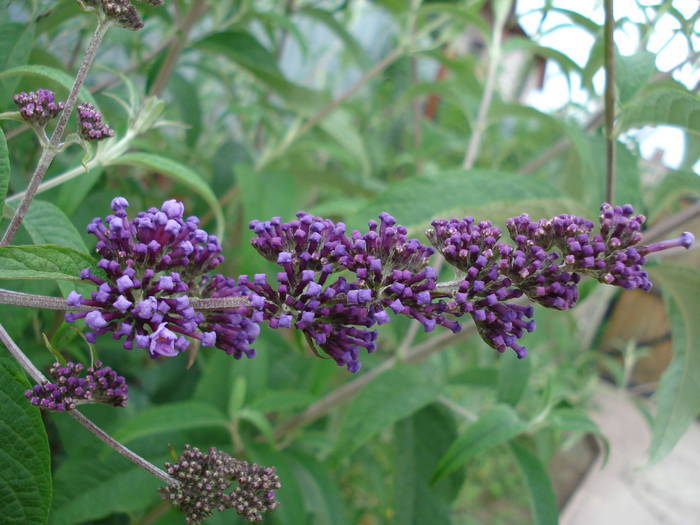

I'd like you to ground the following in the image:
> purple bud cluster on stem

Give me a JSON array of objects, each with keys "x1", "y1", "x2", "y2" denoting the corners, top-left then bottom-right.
[
  {"x1": 13, "y1": 89, "x2": 65, "y2": 127},
  {"x1": 77, "y1": 102, "x2": 115, "y2": 141},
  {"x1": 24, "y1": 361, "x2": 128, "y2": 410},
  {"x1": 67, "y1": 198, "x2": 693, "y2": 372}
]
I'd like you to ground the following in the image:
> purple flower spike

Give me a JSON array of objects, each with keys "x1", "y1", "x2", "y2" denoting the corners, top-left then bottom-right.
[
  {"x1": 12, "y1": 89, "x2": 64, "y2": 127},
  {"x1": 66, "y1": 197, "x2": 263, "y2": 359}
]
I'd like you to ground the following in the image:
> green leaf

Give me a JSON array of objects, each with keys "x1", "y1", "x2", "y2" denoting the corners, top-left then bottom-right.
[
  {"x1": 0, "y1": 65, "x2": 98, "y2": 108},
  {"x1": 497, "y1": 351, "x2": 531, "y2": 406},
  {"x1": 0, "y1": 127, "x2": 8, "y2": 217},
  {"x1": 107, "y1": 153, "x2": 225, "y2": 239},
  {"x1": 648, "y1": 171, "x2": 700, "y2": 223},
  {"x1": 647, "y1": 265, "x2": 700, "y2": 462},
  {"x1": 615, "y1": 50, "x2": 657, "y2": 105},
  {"x1": 298, "y1": 7, "x2": 369, "y2": 67},
  {"x1": 23, "y1": 200, "x2": 88, "y2": 254},
  {"x1": 195, "y1": 32, "x2": 322, "y2": 114},
  {"x1": 347, "y1": 170, "x2": 590, "y2": 232},
  {"x1": 431, "y1": 404, "x2": 525, "y2": 484},
  {"x1": 615, "y1": 84, "x2": 700, "y2": 136},
  {"x1": 285, "y1": 449, "x2": 350, "y2": 525},
  {"x1": 237, "y1": 408, "x2": 275, "y2": 444},
  {"x1": 0, "y1": 356, "x2": 52, "y2": 524},
  {"x1": 544, "y1": 408, "x2": 609, "y2": 463},
  {"x1": 249, "y1": 390, "x2": 315, "y2": 413},
  {"x1": 170, "y1": 73, "x2": 202, "y2": 147},
  {"x1": 509, "y1": 440, "x2": 559, "y2": 525},
  {"x1": 0, "y1": 23, "x2": 35, "y2": 99},
  {"x1": 112, "y1": 401, "x2": 229, "y2": 444},
  {"x1": 248, "y1": 444, "x2": 307, "y2": 525},
  {"x1": 0, "y1": 245, "x2": 94, "y2": 281},
  {"x1": 394, "y1": 404, "x2": 463, "y2": 525},
  {"x1": 335, "y1": 365, "x2": 442, "y2": 458},
  {"x1": 50, "y1": 453, "x2": 161, "y2": 525}
]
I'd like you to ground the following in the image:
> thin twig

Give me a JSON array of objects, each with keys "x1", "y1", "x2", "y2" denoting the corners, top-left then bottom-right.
[
  {"x1": 604, "y1": 0, "x2": 616, "y2": 203},
  {"x1": 643, "y1": 200, "x2": 700, "y2": 242},
  {"x1": 462, "y1": 1, "x2": 510, "y2": 169},
  {"x1": 148, "y1": 0, "x2": 208, "y2": 96},
  {"x1": 257, "y1": 47, "x2": 404, "y2": 170},
  {"x1": 0, "y1": 322, "x2": 177, "y2": 485},
  {"x1": 0, "y1": 323, "x2": 47, "y2": 383},
  {"x1": 0, "y1": 288, "x2": 249, "y2": 311},
  {"x1": 1, "y1": 20, "x2": 110, "y2": 246},
  {"x1": 69, "y1": 409, "x2": 176, "y2": 484},
  {"x1": 273, "y1": 324, "x2": 475, "y2": 441}
]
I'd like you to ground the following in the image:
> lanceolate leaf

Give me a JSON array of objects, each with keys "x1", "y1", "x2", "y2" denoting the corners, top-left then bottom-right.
[
  {"x1": 394, "y1": 404, "x2": 464, "y2": 525},
  {"x1": 648, "y1": 171, "x2": 700, "y2": 223},
  {"x1": 0, "y1": 356, "x2": 52, "y2": 525},
  {"x1": 509, "y1": 440, "x2": 558, "y2": 525},
  {"x1": 0, "y1": 245, "x2": 94, "y2": 281},
  {"x1": 23, "y1": 200, "x2": 88, "y2": 254},
  {"x1": 335, "y1": 365, "x2": 443, "y2": 458},
  {"x1": 0, "y1": 65, "x2": 98, "y2": 107},
  {"x1": 348, "y1": 170, "x2": 590, "y2": 232},
  {"x1": 647, "y1": 265, "x2": 700, "y2": 462},
  {"x1": 0, "y1": 22, "x2": 35, "y2": 99},
  {"x1": 497, "y1": 351, "x2": 531, "y2": 406},
  {"x1": 615, "y1": 84, "x2": 700, "y2": 137},
  {"x1": 50, "y1": 453, "x2": 162, "y2": 525},
  {"x1": 0, "y1": 127, "x2": 8, "y2": 217},
  {"x1": 431, "y1": 404, "x2": 525, "y2": 485},
  {"x1": 107, "y1": 153, "x2": 225, "y2": 239},
  {"x1": 112, "y1": 401, "x2": 229, "y2": 444}
]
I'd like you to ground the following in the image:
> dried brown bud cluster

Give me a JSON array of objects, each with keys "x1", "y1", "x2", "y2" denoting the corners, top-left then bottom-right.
[
  {"x1": 77, "y1": 0, "x2": 163, "y2": 30},
  {"x1": 159, "y1": 445, "x2": 281, "y2": 523}
]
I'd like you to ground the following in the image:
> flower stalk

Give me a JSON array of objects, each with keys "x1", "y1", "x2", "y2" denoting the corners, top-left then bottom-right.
[{"x1": 1, "y1": 19, "x2": 111, "y2": 246}]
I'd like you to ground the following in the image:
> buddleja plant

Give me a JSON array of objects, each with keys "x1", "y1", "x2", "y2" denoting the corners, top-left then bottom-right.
[{"x1": 0, "y1": 0, "x2": 698, "y2": 524}]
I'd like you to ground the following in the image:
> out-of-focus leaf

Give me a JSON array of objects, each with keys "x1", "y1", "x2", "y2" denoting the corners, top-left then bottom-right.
[
  {"x1": 544, "y1": 408, "x2": 609, "y2": 462},
  {"x1": 195, "y1": 31, "x2": 321, "y2": 114},
  {"x1": 335, "y1": 365, "x2": 442, "y2": 458},
  {"x1": 298, "y1": 7, "x2": 369, "y2": 66},
  {"x1": 248, "y1": 444, "x2": 307, "y2": 525},
  {"x1": 55, "y1": 168, "x2": 102, "y2": 217},
  {"x1": 647, "y1": 265, "x2": 700, "y2": 462},
  {"x1": 0, "y1": 245, "x2": 93, "y2": 281},
  {"x1": 0, "y1": 65, "x2": 98, "y2": 107},
  {"x1": 23, "y1": 200, "x2": 88, "y2": 254},
  {"x1": 50, "y1": 453, "x2": 162, "y2": 525},
  {"x1": 394, "y1": 404, "x2": 463, "y2": 525},
  {"x1": 319, "y1": 109, "x2": 371, "y2": 176},
  {"x1": 0, "y1": 128, "x2": 8, "y2": 217},
  {"x1": 108, "y1": 153, "x2": 225, "y2": 239},
  {"x1": 497, "y1": 351, "x2": 531, "y2": 406},
  {"x1": 0, "y1": 23, "x2": 35, "y2": 99},
  {"x1": 113, "y1": 401, "x2": 229, "y2": 444},
  {"x1": 348, "y1": 170, "x2": 590, "y2": 232},
  {"x1": 0, "y1": 356, "x2": 52, "y2": 525},
  {"x1": 616, "y1": 50, "x2": 657, "y2": 105},
  {"x1": 509, "y1": 440, "x2": 558, "y2": 525},
  {"x1": 615, "y1": 84, "x2": 700, "y2": 136},
  {"x1": 431, "y1": 404, "x2": 525, "y2": 484},
  {"x1": 648, "y1": 171, "x2": 700, "y2": 223},
  {"x1": 249, "y1": 390, "x2": 315, "y2": 412},
  {"x1": 286, "y1": 449, "x2": 350, "y2": 525},
  {"x1": 170, "y1": 73, "x2": 202, "y2": 147}
]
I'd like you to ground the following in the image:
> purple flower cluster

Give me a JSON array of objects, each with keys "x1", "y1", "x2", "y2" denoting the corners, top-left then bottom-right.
[
  {"x1": 24, "y1": 361, "x2": 128, "y2": 411},
  {"x1": 159, "y1": 445, "x2": 281, "y2": 524},
  {"x1": 427, "y1": 217, "x2": 534, "y2": 357},
  {"x1": 12, "y1": 89, "x2": 64, "y2": 127},
  {"x1": 66, "y1": 197, "x2": 262, "y2": 359},
  {"x1": 427, "y1": 203, "x2": 695, "y2": 358},
  {"x1": 246, "y1": 211, "x2": 452, "y2": 372},
  {"x1": 77, "y1": 102, "x2": 115, "y2": 141}
]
